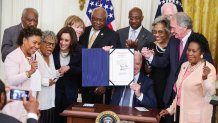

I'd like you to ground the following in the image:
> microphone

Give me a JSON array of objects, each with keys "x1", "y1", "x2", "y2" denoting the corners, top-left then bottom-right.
[
  {"x1": 210, "y1": 95, "x2": 218, "y2": 105},
  {"x1": 210, "y1": 95, "x2": 218, "y2": 123}
]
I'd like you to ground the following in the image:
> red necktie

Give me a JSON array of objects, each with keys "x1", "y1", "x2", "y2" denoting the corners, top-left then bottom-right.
[
  {"x1": 174, "y1": 40, "x2": 184, "y2": 92},
  {"x1": 179, "y1": 41, "x2": 183, "y2": 61}
]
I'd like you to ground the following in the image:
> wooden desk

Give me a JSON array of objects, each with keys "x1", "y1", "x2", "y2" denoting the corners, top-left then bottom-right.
[{"x1": 60, "y1": 103, "x2": 159, "y2": 123}]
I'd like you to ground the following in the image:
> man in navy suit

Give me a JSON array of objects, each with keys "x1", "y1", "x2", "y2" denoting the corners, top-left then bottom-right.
[
  {"x1": 79, "y1": 7, "x2": 120, "y2": 104},
  {"x1": 111, "y1": 51, "x2": 156, "y2": 108},
  {"x1": 0, "y1": 80, "x2": 39, "y2": 123},
  {"x1": 117, "y1": 7, "x2": 154, "y2": 51},
  {"x1": 141, "y1": 12, "x2": 213, "y2": 111},
  {"x1": 1, "y1": 8, "x2": 38, "y2": 62}
]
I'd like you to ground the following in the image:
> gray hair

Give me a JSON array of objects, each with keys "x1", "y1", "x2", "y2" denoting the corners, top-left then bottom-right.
[
  {"x1": 91, "y1": 7, "x2": 108, "y2": 20},
  {"x1": 153, "y1": 16, "x2": 171, "y2": 36},
  {"x1": 173, "y1": 12, "x2": 192, "y2": 29},
  {"x1": 22, "y1": 8, "x2": 38, "y2": 18},
  {"x1": 161, "y1": 3, "x2": 178, "y2": 15},
  {"x1": 42, "y1": 30, "x2": 57, "y2": 44}
]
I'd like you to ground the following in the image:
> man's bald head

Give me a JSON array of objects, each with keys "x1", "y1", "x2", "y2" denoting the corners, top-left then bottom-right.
[
  {"x1": 21, "y1": 8, "x2": 38, "y2": 28},
  {"x1": 91, "y1": 7, "x2": 107, "y2": 30}
]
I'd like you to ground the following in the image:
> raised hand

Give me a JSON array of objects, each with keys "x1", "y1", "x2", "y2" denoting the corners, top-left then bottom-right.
[
  {"x1": 141, "y1": 47, "x2": 154, "y2": 59},
  {"x1": 130, "y1": 83, "x2": 141, "y2": 97},
  {"x1": 202, "y1": 60, "x2": 211, "y2": 80},
  {"x1": 23, "y1": 90, "x2": 39, "y2": 115},
  {"x1": 28, "y1": 60, "x2": 38, "y2": 76}
]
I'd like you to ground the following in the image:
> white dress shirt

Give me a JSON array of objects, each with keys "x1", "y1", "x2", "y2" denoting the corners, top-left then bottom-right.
[{"x1": 128, "y1": 26, "x2": 142, "y2": 41}]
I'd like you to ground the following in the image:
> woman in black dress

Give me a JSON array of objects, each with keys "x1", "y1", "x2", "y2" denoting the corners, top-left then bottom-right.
[{"x1": 144, "y1": 16, "x2": 171, "y2": 109}]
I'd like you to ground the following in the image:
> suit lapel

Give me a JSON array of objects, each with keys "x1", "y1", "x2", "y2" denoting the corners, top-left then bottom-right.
[
  {"x1": 137, "y1": 27, "x2": 147, "y2": 49},
  {"x1": 121, "y1": 27, "x2": 130, "y2": 47},
  {"x1": 91, "y1": 27, "x2": 105, "y2": 47},
  {"x1": 54, "y1": 50, "x2": 61, "y2": 69}
]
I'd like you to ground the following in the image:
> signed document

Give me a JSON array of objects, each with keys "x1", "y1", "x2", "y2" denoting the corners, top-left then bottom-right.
[{"x1": 109, "y1": 49, "x2": 134, "y2": 86}]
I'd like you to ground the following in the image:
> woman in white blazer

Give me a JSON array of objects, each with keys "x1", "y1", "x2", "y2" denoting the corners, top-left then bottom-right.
[
  {"x1": 3, "y1": 28, "x2": 42, "y2": 123},
  {"x1": 36, "y1": 31, "x2": 60, "y2": 123},
  {"x1": 159, "y1": 33, "x2": 216, "y2": 123}
]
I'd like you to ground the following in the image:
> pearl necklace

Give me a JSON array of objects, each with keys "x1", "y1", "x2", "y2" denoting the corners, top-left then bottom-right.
[{"x1": 154, "y1": 42, "x2": 166, "y2": 53}]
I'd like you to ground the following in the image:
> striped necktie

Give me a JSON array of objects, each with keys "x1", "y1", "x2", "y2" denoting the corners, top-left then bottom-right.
[{"x1": 88, "y1": 30, "x2": 97, "y2": 48}]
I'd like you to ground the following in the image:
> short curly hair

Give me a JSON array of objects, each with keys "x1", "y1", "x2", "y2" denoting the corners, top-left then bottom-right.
[
  {"x1": 17, "y1": 27, "x2": 42, "y2": 46},
  {"x1": 188, "y1": 33, "x2": 210, "y2": 53}
]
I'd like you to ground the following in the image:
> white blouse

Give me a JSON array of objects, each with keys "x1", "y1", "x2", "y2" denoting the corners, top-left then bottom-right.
[{"x1": 36, "y1": 51, "x2": 59, "y2": 110}]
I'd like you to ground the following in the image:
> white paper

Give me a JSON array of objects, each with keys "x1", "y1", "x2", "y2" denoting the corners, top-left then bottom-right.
[
  {"x1": 135, "y1": 107, "x2": 149, "y2": 111},
  {"x1": 83, "y1": 103, "x2": 95, "y2": 107},
  {"x1": 109, "y1": 49, "x2": 134, "y2": 86}
]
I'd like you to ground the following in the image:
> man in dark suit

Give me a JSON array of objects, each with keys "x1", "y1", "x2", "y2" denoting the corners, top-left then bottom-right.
[
  {"x1": 79, "y1": 7, "x2": 120, "y2": 104},
  {"x1": 111, "y1": 51, "x2": 156, "y2": 108},
  {"x1": 141, "y1": 12, "x2": 213, "y2": 121},
  {"x1": 0, "y1": 80, "x2": 39, "y2": 123},
  {"x1": 1, "y1": 8, "x2": 38, "y2": 62},
  {"x1": 117, "y1": 7, "x2": 154, "y2": 51}
]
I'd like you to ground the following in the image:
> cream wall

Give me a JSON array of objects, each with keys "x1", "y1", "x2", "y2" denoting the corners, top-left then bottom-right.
[{"x1": 0, "y1": 0, "x2": 159, "y2": 81}]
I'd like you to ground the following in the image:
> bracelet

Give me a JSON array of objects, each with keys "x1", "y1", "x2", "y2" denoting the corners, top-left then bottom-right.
[{"x1": 26, "y1": 71, "x2": 31, "y2": 78}]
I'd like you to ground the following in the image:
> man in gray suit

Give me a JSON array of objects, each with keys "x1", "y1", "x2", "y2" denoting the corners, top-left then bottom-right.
[
  {"x1": 1, "y1": 8, "x2": 38, "y2": 62},
  {"x1": 117, "y1": 7, "x2": 154, "y2": 51},
  {"x1": 0, "y1": 80, "x2": 39, "y2": 123}
]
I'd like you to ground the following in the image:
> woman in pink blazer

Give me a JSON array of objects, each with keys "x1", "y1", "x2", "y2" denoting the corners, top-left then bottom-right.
[
  {"x1": 3, "y1": 28, "x2": 42, "y2": 122},
  {"x1": 159, "y1": 33, "x2": 216, "y2": 123}
]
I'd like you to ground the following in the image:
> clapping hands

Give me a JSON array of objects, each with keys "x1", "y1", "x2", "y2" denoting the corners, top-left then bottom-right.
[{"x1": 125, "y1": 39, "x2": 138, "y2": 50}]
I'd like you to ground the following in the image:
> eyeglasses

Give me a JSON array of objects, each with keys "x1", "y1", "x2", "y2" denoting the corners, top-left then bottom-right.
[
  {"x1": 43, "y1": 41, "x2": 56, "y2": 47},
  {"x1": 152, "y1": 30, "x2": 165, "y2": 35},
  {"x1": 129, "y1": 16, "x2": 142, "y2": 20}
]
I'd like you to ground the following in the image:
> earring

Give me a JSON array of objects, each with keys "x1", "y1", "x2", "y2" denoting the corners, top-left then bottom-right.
[{"x1": 200, "y1": 54, "x2": 203, "y2": 59}]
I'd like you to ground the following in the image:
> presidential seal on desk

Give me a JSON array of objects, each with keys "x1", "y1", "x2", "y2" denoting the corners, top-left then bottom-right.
[{"x1": 96, "y1": 111, "x2": 120, "y2": 123}]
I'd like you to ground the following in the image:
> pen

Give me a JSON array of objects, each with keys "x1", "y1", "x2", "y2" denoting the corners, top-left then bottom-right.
[{"x1": 204, "y1": 59, "x2": 206, "y2": 66}]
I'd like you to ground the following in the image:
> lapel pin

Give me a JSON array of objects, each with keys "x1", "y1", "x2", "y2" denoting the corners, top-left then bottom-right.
[{"x1": 101, "y1": 33, "x2": 103, "y2": 36}]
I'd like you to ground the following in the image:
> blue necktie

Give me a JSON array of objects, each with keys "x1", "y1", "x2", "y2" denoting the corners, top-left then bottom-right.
[{"x1": 122, "y1": 86, "x2": 131, "y2": 106}]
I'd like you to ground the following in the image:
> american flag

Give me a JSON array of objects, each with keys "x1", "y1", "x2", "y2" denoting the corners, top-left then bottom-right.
[
  {"x1": 155, "y1": 0, "x2": 183, "y2": 18},
  {"x1": 84, "y1": 0, "x2": 116, "y2": 30}
]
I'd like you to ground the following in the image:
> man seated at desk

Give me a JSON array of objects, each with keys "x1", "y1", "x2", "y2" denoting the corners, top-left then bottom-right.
[{"x1": 111, "y1": 51, "x2": 156, "y2": 108}]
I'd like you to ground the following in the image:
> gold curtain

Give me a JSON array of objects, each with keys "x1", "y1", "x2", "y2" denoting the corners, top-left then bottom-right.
[{"x1": 182, "y1": 0, "x2": 218, "y2": 70}]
